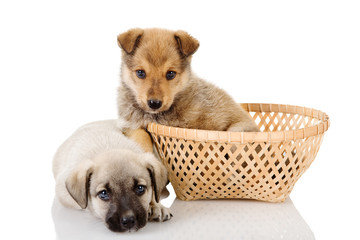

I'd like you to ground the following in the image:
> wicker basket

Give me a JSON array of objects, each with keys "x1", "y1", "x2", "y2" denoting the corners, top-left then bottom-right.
[{"x1": 147, "y1": 103, "x2": 330, "y2": 202}]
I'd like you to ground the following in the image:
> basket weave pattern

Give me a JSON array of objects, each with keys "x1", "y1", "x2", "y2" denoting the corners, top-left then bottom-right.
[{"x1": 148, "y1": 103, "x2": 329, "y2": 202}]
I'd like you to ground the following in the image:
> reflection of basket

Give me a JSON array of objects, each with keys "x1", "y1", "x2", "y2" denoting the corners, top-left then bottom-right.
[{"x1": 147, "y1": 103, "x2": 330, "y2": 202}]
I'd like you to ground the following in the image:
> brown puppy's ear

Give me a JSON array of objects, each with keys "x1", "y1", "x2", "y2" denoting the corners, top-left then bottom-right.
[
  {"x1": 117, "y1": 28, "x2": 144, "y2": 54},
  {"x1": 65, "y1": 160, "x2": 93, "y2": 209},
  {"x1": 144, "y1": 154, "x2": 168, "y2": 203},
  {"x1": 174, "y1": 30, "x2": 200, "y2": 57}
]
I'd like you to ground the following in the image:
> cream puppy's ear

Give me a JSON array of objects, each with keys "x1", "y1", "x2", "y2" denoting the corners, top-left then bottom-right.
[
  {"x1": 143, "y1": 153, "x2": 168, "y2": 203},
  {"x1": 174, "y1": 30, "x2": 200, "y2": 57},
  {"x1": 117, "y1": 28, "x2": 144, "y2": 54},
  {"x1": 65, "y1": 160, "x2": 94, "y2": 209}
]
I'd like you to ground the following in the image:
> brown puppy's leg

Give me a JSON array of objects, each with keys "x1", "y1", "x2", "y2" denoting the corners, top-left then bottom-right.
[
  {"x1": 123, "y1": 128, "x2": 153, "y2": 153},
  {"x1": 227, "y1": 121, "x2": 260, "y2": 132}
]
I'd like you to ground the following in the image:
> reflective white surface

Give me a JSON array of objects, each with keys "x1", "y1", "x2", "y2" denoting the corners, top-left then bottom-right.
[{"x1": 52, "y1": 194, "x2": 314, "y2": 240}]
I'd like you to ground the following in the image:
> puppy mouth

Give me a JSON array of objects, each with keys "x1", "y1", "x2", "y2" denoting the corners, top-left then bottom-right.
[
  {"x1": 145, "y1": 106, "x2": 171, "y2": 114},
  {"x1": 106, "y1": 216, "x2": 147, "y2": 233},
  {"x1": 106, "y1": 224, "x2": 143, "y2": 233},
  {"x1": 146, "y1": 108, "x2": 166, "y2": 114},
  {"x1": 108, "y1": 224, "x2": 142, "y2": 233}
]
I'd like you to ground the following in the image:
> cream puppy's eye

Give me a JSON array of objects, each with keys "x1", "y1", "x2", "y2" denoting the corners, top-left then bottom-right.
[
  {"x1": 166, "y1": 71, "x2": 176, "y2": 80},
  {"x1": 98, "y1": 190, "x2": 110, "y2": 201},
  {"x1": 135, "y1": 185, "x2": 146, "y2": 196},
  {"x1": 136, "y1": 70, "x2": 146, "y2": 79}
]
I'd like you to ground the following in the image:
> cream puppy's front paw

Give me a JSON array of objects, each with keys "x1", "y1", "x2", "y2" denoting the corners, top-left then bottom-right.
[{"x1": 148, "y1": 202, "x2": 172, "y2": 222}]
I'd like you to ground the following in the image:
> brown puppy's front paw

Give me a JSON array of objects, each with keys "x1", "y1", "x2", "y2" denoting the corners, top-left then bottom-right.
[
  {"x1": 227, "y1": 122, "x2": 260, "y2": 132},
  {"x1": 148, "y1": 202, "x2": 172, "y2": 222}
]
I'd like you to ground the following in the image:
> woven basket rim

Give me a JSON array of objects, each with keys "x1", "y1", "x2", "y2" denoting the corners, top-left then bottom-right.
[{"x1": 147, "y1": 103, "x2": 330, "y2": 143}]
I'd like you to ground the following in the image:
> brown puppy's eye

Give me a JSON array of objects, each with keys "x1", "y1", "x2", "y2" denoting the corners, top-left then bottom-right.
[
  {"x1": 136, "y1": 70, "x2": 146, "y2": 79},
  {"x1": 166, "y1": 71, "x2": 176, "y2": 80}
]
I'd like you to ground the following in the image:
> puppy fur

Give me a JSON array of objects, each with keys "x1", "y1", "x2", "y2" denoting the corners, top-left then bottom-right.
[
  {"x1": 52, "y1": 120, "x2": 171, "y2": 232},
  {"x1": 117, "y1": 28, "x2": 259, "y2": 132}
]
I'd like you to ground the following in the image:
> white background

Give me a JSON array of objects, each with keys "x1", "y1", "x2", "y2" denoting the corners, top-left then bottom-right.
[{"x1": 1, "y1": 0, "x2": 359, "y2": 239}]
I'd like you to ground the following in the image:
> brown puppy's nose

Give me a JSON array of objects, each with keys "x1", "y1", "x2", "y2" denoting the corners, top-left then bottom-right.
[{"x1": 148, "y1": 99, "x2": 162, "y2": 110}]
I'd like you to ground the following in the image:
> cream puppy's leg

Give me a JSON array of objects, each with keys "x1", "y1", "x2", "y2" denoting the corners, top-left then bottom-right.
[{"x1": 148, "y1": 194, "x2": 172, "y2": 222}]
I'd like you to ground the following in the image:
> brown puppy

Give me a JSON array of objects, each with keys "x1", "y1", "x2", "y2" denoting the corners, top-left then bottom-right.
[{"x1": 117, "y1": 28, "x2": 259, "y2": 132}]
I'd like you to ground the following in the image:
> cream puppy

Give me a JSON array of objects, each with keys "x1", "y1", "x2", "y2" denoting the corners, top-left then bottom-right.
[{"x1": 53, "y1": 120, "x2": 171, "y2": 232}]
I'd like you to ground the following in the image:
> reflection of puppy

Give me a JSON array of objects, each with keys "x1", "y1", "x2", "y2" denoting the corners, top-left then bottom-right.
[
  {"x1": 52, "y1": 120, "x2": 171, "y2": 232},
  {"x1": 117, "y1": 28, "x2": 259, "y2": 132}
]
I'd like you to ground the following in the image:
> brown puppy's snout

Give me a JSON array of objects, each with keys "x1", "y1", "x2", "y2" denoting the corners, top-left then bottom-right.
[{"x1": 147, "y1": 99, "x2": 162, "y2": 110}]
